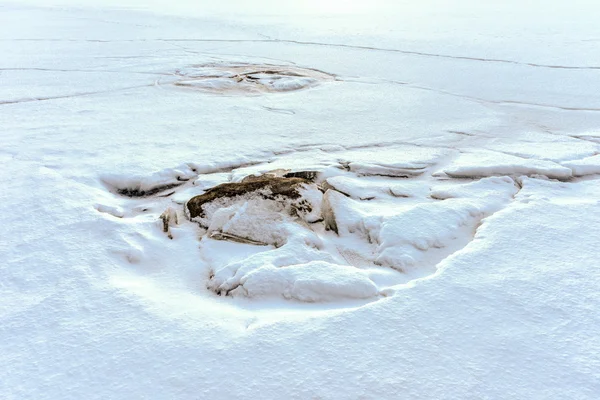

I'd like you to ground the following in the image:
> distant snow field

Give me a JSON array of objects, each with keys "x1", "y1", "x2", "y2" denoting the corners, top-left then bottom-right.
[{"x1": 2, "y1": 0, "x2": 600, "y2": 399}]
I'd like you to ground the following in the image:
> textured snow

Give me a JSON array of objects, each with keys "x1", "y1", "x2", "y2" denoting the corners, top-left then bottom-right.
[
  {"x1": 171, "y1": 64, "x2": 333, "y2": 94},
  {"x1": 484, "y1": 131, "x2": 598, "y2": 162},
  {"x1": 236, "y1": 261, "x2": 380, "y2": 301},
  {"x1": 325, "y1": 175, "x2": 423, "y2": 200},
  {"x1": 438, "y1": 150, "x2": 573, "y2": 179},
  {"x1": 561, "y1": 154, "x2": 600, "y2": 176},
  {"x1": 322, "y1": 177, "x2": 518, "y2": 275},
  {"x1": 3, "y1": 0, "x2": 600, "y2": 399}
]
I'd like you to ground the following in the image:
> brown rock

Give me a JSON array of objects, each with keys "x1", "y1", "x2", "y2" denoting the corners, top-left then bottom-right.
[{"x1": 186, "y1": 176, "x2": 309, "y2": 219}]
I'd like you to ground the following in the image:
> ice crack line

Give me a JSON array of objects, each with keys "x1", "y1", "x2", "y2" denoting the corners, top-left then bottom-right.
[
  {"x1": 4, "y1": 38, "x2": 600, "y2": 71},
  {"x1": 0, "y1": 67, "x2": 174, "y2": 76},
  {"x1": 0, "y1": 83, "x2": 154, "y2": 105},
  {"x1": 378, "y1": 79, "x2": 600, "y2": 113},
  {"x1": 151, "y1": 38, "x2": 600, "y2": 70}
]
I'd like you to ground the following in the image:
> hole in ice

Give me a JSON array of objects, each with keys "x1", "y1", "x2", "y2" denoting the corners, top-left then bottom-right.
[{"x1": 171, "y1": 63, "x2": 336, "y2": 94}]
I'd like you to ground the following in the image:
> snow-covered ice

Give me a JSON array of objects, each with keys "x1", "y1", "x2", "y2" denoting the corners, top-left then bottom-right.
[
  {"x1": 437, "y1": 149, "x2": 573, "y2": 180},
  {"x1": 562, "y1": 154, "x2": 600, "y2": 176},
  {"x1": 2, "y1": 0, "x2": 600, "y2": 399}
]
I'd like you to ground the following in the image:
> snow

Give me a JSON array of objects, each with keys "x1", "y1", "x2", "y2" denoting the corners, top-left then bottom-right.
[
  {"x1": 562, "y1": 154, "x2": 600, "y2": 176},
  {"x1": 437, "y1": 149, "x2": 574, "y2": 180},
  {"x1": 2, "y1": 0, "x2": 600, "y2": 399},
  {"x1": 325, "y1": 175, "x2": 424, "y2": 200},
  {"x1": 171, "y1": 64, "x2": 333, "y2": 94},
  {"x1": 236, "y1": 261, "x2": 380, "y2": 301},
  {"x1": 484, "y1": 131, "x2": 598, "y2": 162}
]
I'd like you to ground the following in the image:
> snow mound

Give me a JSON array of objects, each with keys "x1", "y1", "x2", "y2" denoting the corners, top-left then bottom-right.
[
  {"x1": 323, "y1": 177, "x2": 518, "y2": 274},
  {"x1": 172, "y1": 64, "x2": 335, "y2": 94},
  {"x1": 437, "y1": 150, "x2": 572, "y2": 180},
  {"x1": 235, "y1": 261, "x2": 379, "y2": 301},
  {"x1": 208, "y1": 240, "x2": 336, "y2": 295},
  {"x1": 100, "y1": 155, "x2": 522, "y2": 304}
]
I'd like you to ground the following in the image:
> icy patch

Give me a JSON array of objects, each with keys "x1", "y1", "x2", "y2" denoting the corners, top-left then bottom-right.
[
  {"x1": 437, "y1": 150, "x2": 573, "y2": 180},
  {"x1": 172, "y1": 64, "x2": 335, "y2": 95}
]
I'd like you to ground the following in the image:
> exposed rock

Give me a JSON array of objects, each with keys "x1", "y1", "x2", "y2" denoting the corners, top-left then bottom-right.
[
  {"x1": 322, "y1": 190, "x2": 340, "y2": 234},
  {"x1": 186, "y1": 176, "x2": 310, "y2": 220},
  {"x1": 160, "y1": 207, "x2": 179, "y2": 239},
  {"x1": 208, "y1": 231, "x2": 269, "y2": 246},
  {"x1": 283, "y1": 171, "x2": 319, "y2": 181}
]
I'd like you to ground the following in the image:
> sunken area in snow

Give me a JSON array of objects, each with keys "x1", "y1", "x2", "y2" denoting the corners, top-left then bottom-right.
[
  {"x1": 100, "y1": 147, "x2": 522, "y2": 304},
  {"x1": 2, "y1": 0, "x2": 600, "y2": 399},
  {"x1": 171, "y1": 64, "x2": 335, "y2": 94}
]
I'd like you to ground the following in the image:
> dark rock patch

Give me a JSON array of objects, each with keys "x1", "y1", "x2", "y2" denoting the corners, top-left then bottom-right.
[{"x1": 186, "y1": 176, "x2": 309, "y2": 219}]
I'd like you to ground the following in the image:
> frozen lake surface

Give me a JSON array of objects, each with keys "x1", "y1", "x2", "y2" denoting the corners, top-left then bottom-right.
[{"x1": 2, "y1": 1, "x2": 600, "y2": 398}]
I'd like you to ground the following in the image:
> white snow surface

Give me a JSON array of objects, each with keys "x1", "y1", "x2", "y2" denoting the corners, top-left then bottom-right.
[
  {"x1": 2, "y1": 1, "x2": 600, "y2": 399},
  {"x1": 438, "y1": 149, "x2": 574, "y2": 179},
  {"x1": 562, "y1": 154, "x2": 600, "y2": 176}
]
